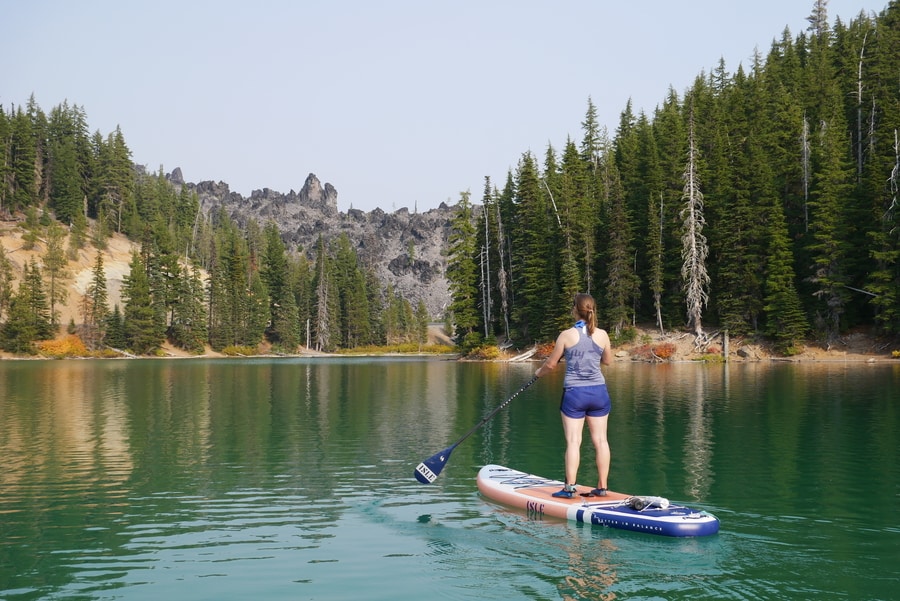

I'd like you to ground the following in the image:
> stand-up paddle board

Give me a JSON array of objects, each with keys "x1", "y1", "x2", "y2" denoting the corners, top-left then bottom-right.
[{"x1": 477, "y1": 464, "x2": 719, "y2": 537}]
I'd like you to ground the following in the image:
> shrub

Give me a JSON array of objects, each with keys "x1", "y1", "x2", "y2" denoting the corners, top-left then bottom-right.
[
  {"x1": 459, "y1": 331, "x2": 484, "y2": 353},
  {"x1": 695, "y1": 353, "x2": 725, "y2": 363},
  {"x1": 37, "y1": 335, "x2": 90, "y2": 358},
  {"x1": 611, "y1": 326, "x2": 638, "y2": 347},
  {"x1": 221, "y1": 345, "x2": 260, "y2": 356},
  {"x1": 467, "y1": 345, "x2": 501, "y2": 360},
  {"x1": 652, "y1": 342, "x2": 676, "y2": 359},
  {"x1": 780, "y1": 344, "x2": 804, "y2": 357},
  {"x1": 339, "y1": 343, "x2": 456, "y2": 355},
  {"x1": 630, "y1": 342, "x2": 676, "y2": 362},
  {"x1": 533, "y1": 342, "x2": 555, "y2": 360}
]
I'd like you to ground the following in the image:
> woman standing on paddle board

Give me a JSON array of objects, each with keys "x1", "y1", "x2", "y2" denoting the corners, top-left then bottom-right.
[{"x1": 533, "y1": 293, "x2": 613, "y2": 499}]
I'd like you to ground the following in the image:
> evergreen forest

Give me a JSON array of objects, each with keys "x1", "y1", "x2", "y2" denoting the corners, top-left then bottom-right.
[
  {"x1": 0, "y1": 103, "x2": 430, "y2": 356},
  {"x1": 446, "y1": 1, "x2": 900, "y2": 355},
  {"x1": 1, "y1": 1, "x2": 898, "y2": 358}
]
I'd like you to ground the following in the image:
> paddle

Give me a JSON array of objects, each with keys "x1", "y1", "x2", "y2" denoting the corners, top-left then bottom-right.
[{"x1": 414, "y1": 376, "x2": 538, "y2": 483}]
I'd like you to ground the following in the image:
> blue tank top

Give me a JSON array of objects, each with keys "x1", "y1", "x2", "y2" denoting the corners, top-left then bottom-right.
[{"x1": 563, "y1": 321, "x2": 606, "y2": 387}]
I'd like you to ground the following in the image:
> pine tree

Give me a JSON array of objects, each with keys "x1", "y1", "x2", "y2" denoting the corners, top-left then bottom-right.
[
  {"x1": 860, "y1": 4, "x2": 900, "y2": 333},
  {"x1": 415, "y1": 299, "x2": 430, "y2": 346},
  {"x1": 290, "y1": 253, "x2": 315, "y2": 348},
  {"x1": 476, "y1": 176, "x2": 509, "y2": 340},
  {"x1": 104, "y1": 304, "x2": 126, "y2": 350},
  {"x1": 25, "y1": 258, "x2": 53, "y2": 340},
  {"x1": 332, "y1": 233, "x2": 371, "y2": 348},
  {"x1": 653, "y1": 88, "x2": 690, "y2": 327},
  {"x1": 0, "y1": 295, "x2": 38, "y2": 354},
  {"x1": 122, "y1": 251, "x2": 162, "y2": 354},
  {"x1": 511, "y1": 153, "x2": 555, "y2": 342},
  {"x1": 541, "y1": 144, "x2": 574, "y2": 335},
  {"x1": 247, "y1": 268, "x2": 270, "y2": 346},
  {"x1": 42, "y1": 220, "x2": 69, "y2": 329},
  {"x1": 0, "y1": 106, "x2": 9, "y2": 214},
  {"x1": 104, "y1": 126, "x2": 135, "y2": 235},
  {"x1": 602, "y1": 161, "x2": 639, "y2": 335},
  {"x1": 82, "y1": 251, "x2": 109, "y2": 350},
  {"x1": 0, "y1": 259, "x2": 54, "y2": 353},
  {"x1": 446, "y1": 190, "x2": 479, "y2": 346},
  {"x1": 578, "y1": 99, "x2": 604, "y2": 294},
  {"x1": 763, "y1": 192, "x2": 810, "y2": 353},
  {"x1": 0, "y1": 244, "x2": 13, "y2": 323},
  {"x1": 634, "y1": 113, "x2": 666, "y2": 329},
  {"x1": 47, "y1": 102, "x2": 88, "y2": 224},
  {"x1": 261, "y1": 222, "x2": 299, "y2": 349},
  {"x1": 806, "y1": 91, "x2": 855, "y2": 341},
  {"x1": 706, "y1": 72, "x2": 768, "y2": 335},
  {"x1": 9, "y1": 105, "x2": 39, "y2": 213},
  {"x1": 207, "y1": 215, "x2": 260, "y2": 349},
  {"x1": 169, "y1": 263, "x2": 207, "y2": 352},
  {"x1": 806, "y1": 0, "x2": 830, "y2": 38},
  {"x1": 560, "y1": 139, "x2": 592, "y2": 302},
  {"x1": 363, "y1": 265, "x2": 385, "y2": 345},
  {"x1": 312, "y1": 234, "x2": 339, "y2": 351}
]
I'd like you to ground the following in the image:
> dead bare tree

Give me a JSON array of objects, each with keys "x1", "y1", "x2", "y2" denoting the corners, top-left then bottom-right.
[
  {"x1": 495, "y1": 200, "x2": 511, "y2": 342},
  {"x1": 479, "y1": 245, "x2": 491, "y2": 338},
  {"x1": 802, "y1": 112, "x2": 811, "y2": 232},
  {"x1": 651, "y1": 193, "x2": 665, "y2": 334},
  {"x1": 315, "y1": 259, "x2": 330, "y2": 352},
  {"x1": 888, "y1": 129, "x2": 899, "y2": 233},
  {"x1": 856, "y1": 29, "x2": 869, "y2": 180},
  {"x1": 680, "y1": 104, "x2": 710, "y2": 339}
]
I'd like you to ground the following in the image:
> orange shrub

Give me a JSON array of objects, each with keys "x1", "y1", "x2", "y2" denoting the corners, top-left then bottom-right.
[
  {"x1": 533, "y1": 342, "x2": 555, "y2": 360},
  {"x1": 37, "y1": 335, "x2": 90, "y2": 358},
  {"x1": 631, "y1": 342, "x2": 676, "y2": 361},
  {"x1": 652, "y1": 343, "x2": 676, "y2": 359}
]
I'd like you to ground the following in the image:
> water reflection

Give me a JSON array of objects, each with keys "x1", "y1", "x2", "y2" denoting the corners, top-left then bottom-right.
[
  {"x1": 556, "y1": 530, "x2": 619, "y2": 601},
  {"x1": 684, "y1": 367, "x2": 714, "y2": 500},
  {"x1": 0, "y1": 359, "x2": 897, "y2": 600}
]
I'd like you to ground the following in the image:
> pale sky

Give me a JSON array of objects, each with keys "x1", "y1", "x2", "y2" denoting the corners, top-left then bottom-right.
[{"x1": 1, "y1": 0, "x2": 880, "y2": 213}]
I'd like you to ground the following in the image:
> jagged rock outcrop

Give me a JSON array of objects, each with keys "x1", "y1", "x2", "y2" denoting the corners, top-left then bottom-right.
[{"x1": 171, "y1": 171, "x2": 455, "y2": 318}]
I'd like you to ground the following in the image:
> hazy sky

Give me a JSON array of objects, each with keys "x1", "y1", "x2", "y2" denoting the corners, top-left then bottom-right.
[{"x1": 2, "y1": 1, "x2": 880, "y2": 213}]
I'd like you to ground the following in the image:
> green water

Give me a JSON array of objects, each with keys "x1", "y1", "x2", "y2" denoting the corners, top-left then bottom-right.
[{"x1": 0, "y1": 358, "x2": 897, "y2": 600}]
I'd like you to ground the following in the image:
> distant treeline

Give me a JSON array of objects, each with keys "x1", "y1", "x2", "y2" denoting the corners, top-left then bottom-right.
[
  {"x1": 445, "y1": 2, "x2": 899, "y2": 354},
  {"x1": 0, "y1": 103, "x2": 428, "y2": 356}
]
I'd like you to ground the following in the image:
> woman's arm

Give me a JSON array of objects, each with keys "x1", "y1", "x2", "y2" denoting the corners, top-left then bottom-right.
[
  {"x1": 597, "y1": 330, "x2": 613, "y2": 365},
  {"x1": 535, "y1": 329, "x2": 572, "y2": 378}
]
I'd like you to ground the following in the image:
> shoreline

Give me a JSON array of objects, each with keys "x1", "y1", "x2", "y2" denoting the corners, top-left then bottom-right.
[
  {"x1": 2, "y1": 322, "x2": 898, "y2": 364},
  {"x1": 2, "y1": 348, "x2": 896, "y2": 363}
]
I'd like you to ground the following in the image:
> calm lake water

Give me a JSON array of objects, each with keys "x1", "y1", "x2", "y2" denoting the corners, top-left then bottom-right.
[{"x1": 0, "y1": 358, "x2": 897, "y2": 600}]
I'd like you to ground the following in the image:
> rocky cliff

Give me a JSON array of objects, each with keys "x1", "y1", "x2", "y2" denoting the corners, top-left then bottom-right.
[{"x1": 169, "y1": 169, "x2": 455, "y2": 319}]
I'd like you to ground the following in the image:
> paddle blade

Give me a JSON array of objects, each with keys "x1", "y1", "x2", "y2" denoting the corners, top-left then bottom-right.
[{"x1": 414, "y1": 445, "x2": 455, "y2": 484}]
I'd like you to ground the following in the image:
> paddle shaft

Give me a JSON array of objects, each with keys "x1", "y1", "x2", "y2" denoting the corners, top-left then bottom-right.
[
  {"x1": 448, "y1": 376, "x2": 537, "y2": 449},
  {"x1": 414, "y1": 376, "x2": 537, "y2": 483}
]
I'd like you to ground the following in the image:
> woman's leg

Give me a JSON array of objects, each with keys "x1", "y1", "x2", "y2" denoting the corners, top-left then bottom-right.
[
  {"x1": 561, "y1": 414, "x2": 584, "y2": 485},
  {"x1": 586, "y1": 414, "x2": 609, "y2": 489}
]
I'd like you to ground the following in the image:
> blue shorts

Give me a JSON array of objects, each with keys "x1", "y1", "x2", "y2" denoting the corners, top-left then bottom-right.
[{"x1": 560, "y1": 384, "x2": 611, "y2": 419}]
